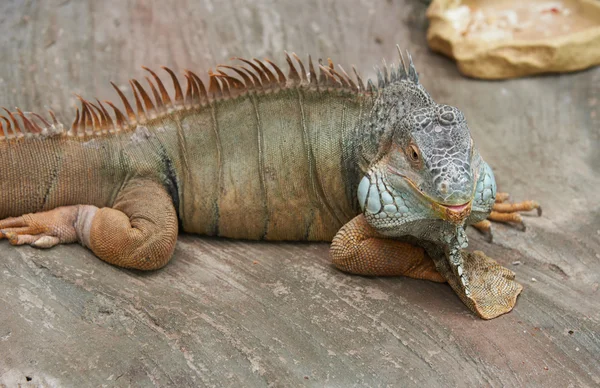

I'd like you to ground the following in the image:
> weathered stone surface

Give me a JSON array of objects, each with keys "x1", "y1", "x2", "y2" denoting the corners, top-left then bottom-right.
[
  {"x1": 427, "y1": 0, "x2": 600, "y2": 79},
  {"x1": 0, "y1": 0, "x2": 599, "y2": 387}
]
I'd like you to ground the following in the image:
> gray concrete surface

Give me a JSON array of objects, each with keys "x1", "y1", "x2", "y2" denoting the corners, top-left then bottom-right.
[{"x1": 0, "y1": 0, "x2": 599, "y2": 386}]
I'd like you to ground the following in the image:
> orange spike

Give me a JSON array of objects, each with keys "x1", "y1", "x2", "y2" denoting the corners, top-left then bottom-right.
[
  {"x1": 48, "y1": 110, "x2": 59, "y2": 126},
  {"x1": 0, "y1": 116, "x2": 11, "y2": 138},
  {"x1": 327, "y1": 58, "x2": 335, "y2": 70},
  {"x1": 29, "y1": 117, "x2": 45, "y2": 133},
  {"x1": 264, "y1": 58, "x2": 286, "y2": 85},
  {"x1": 79, "y1": 105, "x2": 94, "y2": 136},
  {"x1": 111, "y1": 82, "x2": 136, "y2": 124},
  {"x1": 142, "y1": 66, "x2": 171, "y2": 108},
  {"x1": 253, "y1": 58, "x2": 278, "y2": 84},
  {"x1": 352, "y1": 65, "x2": 365, "y2": 91},
  {"x1": 77, "y1": 96, "x2": 100, "y2": 131},
  {"x1": 187, "y1": 71, "x2": 208, "y2": 102},
  {"x1": 337, "y1": 65, "x2": 357, "y2": 90},
  {"x1": 30, "y1": 112, "x2": 51, "y2": 129},
  {"x1": 87, "y1": 101, "x2": 101, "y2": 130},
  {"x1": 319, "y1": 64, "x2": 341, "y2": 87},
  {"x1": 216, "y1": 71, "x2": 244, "y2": 89},
  {"x1": 236, "y1": 58, "x2": 269, "y2": 85},
  {"x1": 183, "y1": 74, "x2": 194, "y2": 107},
  {"x1": 1, "y1": 115, "x2": 18, "y2": 138},
  {"x1": 2, "y1": 108, "x2": 21, "y2": 134},
  {"x1": 185, "y1": 71, "x2": 201, "y2": 105},
  {"x1": 129, "y1": 80, "x2": 147, "y2": 122},
  {"x1": 161, "y1": 67, "x2": 184, "y2": 108},
  {"x1": 208, "y1": 70, "x2": 223, "y2": 97},
  {"x1": 96, "y1": 99, "x2": 115, "y2": 131},
  {"x1": 80, "y1": 102, "x2": 93, "y2": 135},
  {"x1": 14, "y1": 110, "x2": 29, "y2": 134},
  {"x1": 329, "y1": 67, "x2": 350, "y2": 88},
  {"x1": 5, "y1": 115, "x2": 17, "y2": 137},
  {"x1": 16, "y1": 109, "x2": 41, "y2": 133},
  {"x1": 218, "y1": 65, "x2": 252, "y2": 88},
  {"x1": 88, "y1": 100, "x2": 105, "y2": 128},
  {"x1": 70, "y1": 108, "x2": 80, "y2": 135},
  {"x1": 84, "y1": 100, "x2": 100, "y2": 134},
  {"x1": 131, "y1": 79, "x2": 156, "y2": 115},
  {"x1": 318, "y1": 59, "x2": 328, "y2": 85},
  {"x1": 308, "y1": 55, "x2": 318, "y2": 86},
  {"x1": 239, "y1": 66, "x2": 262, "y2": 88},
  {"x1": 144, "y1": 76, "x2": 164, "y2": 112},
  {"x1": 219, "y1": 76, "x2": 231, "y2": 98},
  {"x1": 284, "y1": 52, "x2": 300, "y2": 84},
  {"x1": 88, "y1": 101, "x2": 107, "y2": 132},
  {"x1": 292, "y1": 53, "x2": 308, "y2": 83},
  {"x1": 105, "y1": 100, "x2": 128, "y2": 130}
]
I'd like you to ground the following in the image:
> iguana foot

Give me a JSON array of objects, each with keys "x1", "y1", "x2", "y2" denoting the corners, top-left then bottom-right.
[
  {"x1": 0, "y1": 179, "x2": 178, "y2": 270},
  {"x1": 0, "y1": 206, "x2": 86, "y2": 248},
  {"x1": 473, "y1": 192, "x2": 541, "y2": 240},
  {"x1": 445, "y1": 250, "x2": 523, "y2": 319},
  {"x1": 330, "y1": 215, "x2": 445, "y2": 282}
]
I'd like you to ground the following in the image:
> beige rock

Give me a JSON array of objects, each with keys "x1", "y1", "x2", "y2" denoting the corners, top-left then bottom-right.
[{"x1": 426, "y1": 0, "x2": 600, "y2": 79}]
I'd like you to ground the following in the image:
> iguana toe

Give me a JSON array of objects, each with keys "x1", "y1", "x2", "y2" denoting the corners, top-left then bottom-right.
[
  {"x1": 471, "y1": 220, "x2": 493, "y2": 242},
  {"x1": 486, "y1": 197, "x2": 541, "y2": 230}
]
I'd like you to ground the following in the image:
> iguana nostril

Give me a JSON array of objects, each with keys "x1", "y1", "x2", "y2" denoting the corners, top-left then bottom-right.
[{"x1": 439, "y1": 181, "x2": 449, "y2": 194}]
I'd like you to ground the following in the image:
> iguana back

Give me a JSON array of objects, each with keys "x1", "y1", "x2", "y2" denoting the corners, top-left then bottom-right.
[{"x1": 0, "y1": 55, "x2": 374, "y2": 242}]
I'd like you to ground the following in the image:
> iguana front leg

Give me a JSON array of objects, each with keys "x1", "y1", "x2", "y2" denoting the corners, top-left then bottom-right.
[
  {"x1": 330, "y1": 215, "x2": 521, "y2": 319},
  {"x1": 330, "y1": 215, "x2": 445, "y2": 282},
  {"x1": 0, "y1": 179, "x2": 178, "y2": 270}
]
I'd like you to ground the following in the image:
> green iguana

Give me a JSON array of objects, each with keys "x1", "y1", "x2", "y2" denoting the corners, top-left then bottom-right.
[{"x1": 0, "y1": 47, "x2": 541, "y2": 319}]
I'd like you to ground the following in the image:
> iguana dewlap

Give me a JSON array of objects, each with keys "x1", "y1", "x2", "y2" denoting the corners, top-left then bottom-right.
[{"x1": 0, "y1": 48, "x2": 540, "y2": 319}]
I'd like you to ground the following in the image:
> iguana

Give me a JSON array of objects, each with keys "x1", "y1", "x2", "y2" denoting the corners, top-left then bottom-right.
[{"x1": 0, "y1": 47, "x2": 541, "y2": 319}]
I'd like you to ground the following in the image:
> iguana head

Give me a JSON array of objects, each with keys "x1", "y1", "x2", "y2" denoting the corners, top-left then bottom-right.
[
  {"x1": 358, "y1": 54, "x2": 476, "y2": 233},
  {"x1": 390, "y1": 103, "x2": 474, "y2": 206}
]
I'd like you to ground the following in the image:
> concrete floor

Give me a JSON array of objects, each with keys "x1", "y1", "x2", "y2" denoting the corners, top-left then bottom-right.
[{"x1": 0, "y1": 0, "x2": 599, "y2": 386}]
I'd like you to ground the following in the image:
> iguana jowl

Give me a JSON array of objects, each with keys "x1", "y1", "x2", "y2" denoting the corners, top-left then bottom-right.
[{"x1": 0, "y1": 48, "x2": 541, "y2": 319}]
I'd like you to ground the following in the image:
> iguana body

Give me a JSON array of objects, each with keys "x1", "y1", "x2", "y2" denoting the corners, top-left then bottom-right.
[{"x1": 0, "y1": 49, "x2": 540, "y2": 319}]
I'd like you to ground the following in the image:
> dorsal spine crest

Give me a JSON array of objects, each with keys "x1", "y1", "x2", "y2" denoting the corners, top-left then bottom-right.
[{"x1": 0, "y1": 47, "x2": 420, "y2": 142}]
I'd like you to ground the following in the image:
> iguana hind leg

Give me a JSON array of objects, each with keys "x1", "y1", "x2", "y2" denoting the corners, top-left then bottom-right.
[
  {"x1": 330, "y1": 215, "x2": 445, "y2": 282},
  {"x1": 0, "y1": 179, "x2": 178, "y2": 270}
]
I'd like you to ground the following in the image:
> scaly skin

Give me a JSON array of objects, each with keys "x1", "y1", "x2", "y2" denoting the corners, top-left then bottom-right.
[{"x1": 0, "y1": 48, "x2": 540, "y2": 319}]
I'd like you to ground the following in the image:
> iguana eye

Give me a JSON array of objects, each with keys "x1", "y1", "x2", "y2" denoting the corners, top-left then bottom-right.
[{"x1": 408, "y1": 144, "x2": 420, "y2": 164}]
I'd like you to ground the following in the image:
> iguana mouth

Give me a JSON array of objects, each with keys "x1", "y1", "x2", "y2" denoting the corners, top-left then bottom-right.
[
  {"x1": 439, "y1": 202, "x2": 470, "y2": 212},
  {"x1": 387, "y1": 166, "x2": 472, "y2": 224}
]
